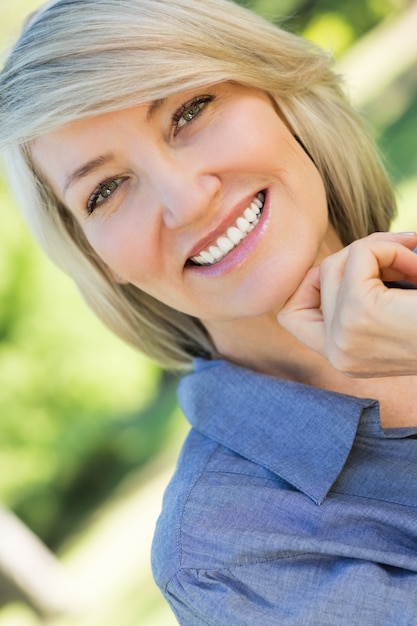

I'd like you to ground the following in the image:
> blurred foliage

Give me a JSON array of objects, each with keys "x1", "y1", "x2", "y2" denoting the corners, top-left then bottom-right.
[
  {"x1": 0, "y1": 2, "x2": 181, "y2": 552},
  {"x1": 379, "y1": 82, "x2": 417, "y2": 185},
  {"x1": 0, "y1": 0, "x2": 417, "y2": 624},
  {"x1": 0, "y1": 172, "x2": 181, "y2": 548},
  {"x1": 239, "y1": 0, "x2": 406, "y2": 55}
]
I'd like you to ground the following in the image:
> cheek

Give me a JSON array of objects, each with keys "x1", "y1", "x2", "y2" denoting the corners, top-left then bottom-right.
[
  {"x1": 211, "y1": 103, "x2": 309, "y2": 187},
  {"x1": 207, "y1": 101, "x2": 280, "y2": 161},
  {"x1": 83, "y1": 217, "x2": 149, "y2": 276}
]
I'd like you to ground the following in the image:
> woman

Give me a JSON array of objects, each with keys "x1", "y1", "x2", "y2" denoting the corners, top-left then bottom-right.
[{"x1": 2, "y1": 0, "x2": 417, "y2": 623}]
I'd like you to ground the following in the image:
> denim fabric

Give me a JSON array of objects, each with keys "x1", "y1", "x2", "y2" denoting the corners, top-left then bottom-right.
[{"x1": 152, "y1": 359, "x2": 417, "y2": 625}]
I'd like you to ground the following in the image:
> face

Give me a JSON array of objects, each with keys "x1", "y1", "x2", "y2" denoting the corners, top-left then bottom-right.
[{"x1": 33, "y1": 82, "x2": 340, "y2": 331}]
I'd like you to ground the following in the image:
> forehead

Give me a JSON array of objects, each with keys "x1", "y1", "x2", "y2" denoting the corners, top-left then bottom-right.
[
  {"x1": 30, "y1": 85, "x2": 203, "y2": 177},
  {"x1": 33, "y1": 105, "x2": 147, "y2": 150},
  {"x1": 31, "y1": 105, "x2": 149, "y2": 191}
]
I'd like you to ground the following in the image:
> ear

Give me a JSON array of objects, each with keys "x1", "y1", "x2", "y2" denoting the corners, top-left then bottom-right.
[{"x1": 109, "y1": 269, "x2": 129, "y2": 284}]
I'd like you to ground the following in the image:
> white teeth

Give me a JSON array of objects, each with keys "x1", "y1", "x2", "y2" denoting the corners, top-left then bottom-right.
[
  {"x1": 190, "y1": 192, "x2": 265, "y2": 266},
  {"x1": 217, "y1": 237, "x2": 235, "y2": 254},
  {"x1": 208, "y1": 245, "x2": 224, "y2": 260},
  {"x1": 244, "y1": 207, "x2": 257, "y2": 222},
  {"x1": 227, "y1": 226, "x2": 245, "y2": 245},
  {"x1": 199, "y1": 250, "x2": 215, "y2": 264},
  {"x1": 236, "y1": 216, "x2": 251, "y2": 233}
]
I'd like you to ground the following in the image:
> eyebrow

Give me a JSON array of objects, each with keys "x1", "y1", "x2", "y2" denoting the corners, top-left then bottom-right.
[
  {"x1": 62, "y1": 99, "x2": 166, "y2": 196},
  {"x1": 146, "y1": 97, "x2": 166, "y2": 121},
  {"x1": 63, "y1": 153, "x2": 115, "y2": 196}
]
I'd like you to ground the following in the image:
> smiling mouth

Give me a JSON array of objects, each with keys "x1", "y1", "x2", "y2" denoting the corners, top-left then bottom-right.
[{"x1": 188, "y1": 191, "x2": 265, "y2": 267}]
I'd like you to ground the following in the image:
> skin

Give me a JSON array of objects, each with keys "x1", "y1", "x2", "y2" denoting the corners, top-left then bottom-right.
[
  {"x1": 279, "y1": 232, "x2": 417, "y2": 377},
  {"x1": 32, "y1": 81, "x2": 417, "y2": 428}
]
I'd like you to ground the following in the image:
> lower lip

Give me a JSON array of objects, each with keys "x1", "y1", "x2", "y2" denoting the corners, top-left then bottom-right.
[{"x1": 185, "y1": 190, "x2": 271, "y2": 278}]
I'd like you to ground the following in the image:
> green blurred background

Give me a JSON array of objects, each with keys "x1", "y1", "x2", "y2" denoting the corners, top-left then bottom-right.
[{"x1": 0, "y1": 0, "x2": 416, "y2": 624}]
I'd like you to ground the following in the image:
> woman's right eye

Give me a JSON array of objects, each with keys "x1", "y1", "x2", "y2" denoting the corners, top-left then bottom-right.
[
  {"x1": 171, "y1": 94, "x2": 215, "y2": 136},
  {"x1": 87, "y1": 177, "x2": 125, "y2": 214}
]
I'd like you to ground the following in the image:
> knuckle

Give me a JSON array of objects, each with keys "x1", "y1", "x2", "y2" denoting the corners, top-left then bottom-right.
[
  {"x1": 326, "y1": 319, "x2": 365, "y2": 374},
  {"x1": 326, "y1": 343, "x2": 361, "y2": 376}
]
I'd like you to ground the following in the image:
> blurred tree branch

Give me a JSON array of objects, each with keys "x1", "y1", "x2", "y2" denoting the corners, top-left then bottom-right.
[
  {"x1": 338, "y1": 1, "x2": 417, "y2": 108},
  {"x1": 0, "y1": 507, "x2": 79, "y2": 619}
]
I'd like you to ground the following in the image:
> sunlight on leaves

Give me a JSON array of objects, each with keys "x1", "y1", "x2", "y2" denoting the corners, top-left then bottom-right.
[{"x1": 303, "y1": 13, "x2": 354, "y2": 55}]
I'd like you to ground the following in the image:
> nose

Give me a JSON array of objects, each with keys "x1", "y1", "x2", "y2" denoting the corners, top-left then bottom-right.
[{"x1": 151, "y1": 155, "x2": 221, "y2": 230}]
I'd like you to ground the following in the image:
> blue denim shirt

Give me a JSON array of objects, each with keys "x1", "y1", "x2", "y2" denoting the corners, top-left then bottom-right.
[{"x1": 152, "y1": 359, "x2": 417, "y2": 625}]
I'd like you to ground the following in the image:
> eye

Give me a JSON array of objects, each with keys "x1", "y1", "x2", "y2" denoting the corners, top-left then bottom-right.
[
  {"x1": 87, "y1": 177, "x2": 126, "y2": 214},
  {"x1": 172, "y1": 94, "x2": 215, "y2": 135}
]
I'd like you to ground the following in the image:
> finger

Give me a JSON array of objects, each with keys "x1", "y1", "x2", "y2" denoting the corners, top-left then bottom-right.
[
  {"x1": 318, "y1": 247, "x2": 348, "y2": 325},
  {"x1": 343, "y1": 239, "x2": 417, "y2": 287},
  {"x1": 319, "y1": 232, "x2": 417, "y2": 294},
  {"x1": 280, "y1": 266, "x2": 321, "y2": 315},
  {"x1": 278, "y1": 266, "x2": 327, "y2": 356},
  {"x1": 362, "y1": 231, "x2": 417, "y2": 249},
  {"x1": 319, "y1": 240, "x2": 417, "y2": 349}
]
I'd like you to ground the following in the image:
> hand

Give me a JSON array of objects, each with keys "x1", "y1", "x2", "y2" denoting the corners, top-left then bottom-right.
[{"x1": 278, "y1": 232, "x2": 417, "y2": 377}]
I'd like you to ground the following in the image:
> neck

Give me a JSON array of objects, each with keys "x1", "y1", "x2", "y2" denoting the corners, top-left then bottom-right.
[{"x1": 206, "y1": 312, "x2": 417, "y2": 429}]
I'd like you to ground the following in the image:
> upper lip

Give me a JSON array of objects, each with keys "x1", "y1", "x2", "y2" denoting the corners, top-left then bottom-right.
[{"x1": 186, "y1": 190, "x2": 264, "y2": 261}]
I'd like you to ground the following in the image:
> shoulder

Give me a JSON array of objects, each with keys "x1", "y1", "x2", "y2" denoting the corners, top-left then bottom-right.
[
  {"x1": 151, "y1": 428, "x2": 217, "y2": 585},
  {"x1": 150, "y1": 361, "x2": 417, "y2": 624},
  {"x1": 151, "y1": 424, "x2": 296, "y2": 587},
  {"x1": 151, "y1": 415, "x2": 417, "y2": 625}
]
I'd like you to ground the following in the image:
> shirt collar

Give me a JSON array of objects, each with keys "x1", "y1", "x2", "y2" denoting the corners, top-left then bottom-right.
[{"x1": 178, "y1": 359, "x2": 378, "y2": 505}]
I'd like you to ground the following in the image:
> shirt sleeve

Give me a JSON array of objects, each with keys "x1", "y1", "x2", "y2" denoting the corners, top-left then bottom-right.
[{"x1": 161, "y1": 556, "x2": 417, "y2": 625}]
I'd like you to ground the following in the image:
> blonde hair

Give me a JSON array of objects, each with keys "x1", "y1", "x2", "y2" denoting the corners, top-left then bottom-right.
[{"x1": 0, "y1": 0, "x2": 396, "y2": 369}]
